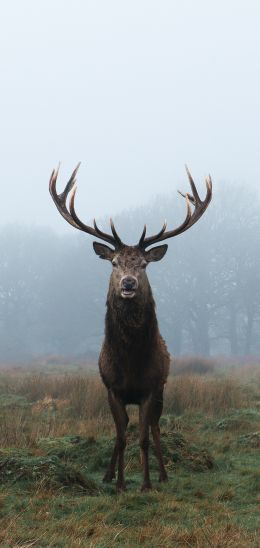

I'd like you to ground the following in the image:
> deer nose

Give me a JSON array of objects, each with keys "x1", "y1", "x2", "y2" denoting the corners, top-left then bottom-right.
[{"x1": 121, "y1": 276, "x2": 138, "y2": 291}]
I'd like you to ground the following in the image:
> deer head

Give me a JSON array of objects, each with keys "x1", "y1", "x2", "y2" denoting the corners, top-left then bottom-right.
[{"x1": 49, "y1": 164, "x2": 212, "y2": 300}]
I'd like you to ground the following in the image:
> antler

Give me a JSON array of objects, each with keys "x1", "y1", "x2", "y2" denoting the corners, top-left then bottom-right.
[
  {"x1": 49, "y1": 164, "x2": 123, "y2": 248},
  {"x1": 138, "y1": 166, "x2": 212, "y2": 249}
]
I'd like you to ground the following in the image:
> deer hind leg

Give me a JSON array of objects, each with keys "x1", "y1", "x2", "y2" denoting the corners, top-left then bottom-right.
[
  {"x1": 150, "y1": 390, "x2": 168, "y2": 483},
  {"x1": 139, "y1": 398, "x2": 152, "y2": 491},
  {"x1": 104, "y1": 390, "x2": 128, "y2": 492}
]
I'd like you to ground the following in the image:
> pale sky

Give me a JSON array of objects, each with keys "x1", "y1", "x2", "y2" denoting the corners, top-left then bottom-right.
[{"x1": 1, "y1": 0, "x2": 259, "y2": 232}]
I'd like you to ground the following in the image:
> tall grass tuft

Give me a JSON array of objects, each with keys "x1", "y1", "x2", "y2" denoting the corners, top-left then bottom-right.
[
  {"x1": 165, "y1": 374, "x2": 250, "y2": 415},
  {"x1": 0, "y1": 365, "x2": 256, "y2": 448}
]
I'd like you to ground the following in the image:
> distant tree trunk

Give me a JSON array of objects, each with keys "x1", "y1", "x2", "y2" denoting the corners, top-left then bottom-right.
[
  {"x1": 244, "y1": 308, "x2": 254, "y2": 355},
  {"x1": 229, "y1": 301, "x2": 238, "y2": 355},
  {"x1": 197, "y1": 318, "x2": 210, "y2": 355},
  {"x1": 189, "y1": 306, "x2": 210, "y2": 355},
  {"x1": 172, "y1": 320, "x2": 182, "y2": 355}
]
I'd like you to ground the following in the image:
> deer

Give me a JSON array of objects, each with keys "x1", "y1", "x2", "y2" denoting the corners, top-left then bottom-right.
[{"x1": 49, "y1": 164, "x2": 212, "y2": 492}]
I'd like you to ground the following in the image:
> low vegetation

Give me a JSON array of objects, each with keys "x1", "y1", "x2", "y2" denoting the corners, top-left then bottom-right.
[{"x1": 0, "y1": 359, "x2": 259, "y2": 546}]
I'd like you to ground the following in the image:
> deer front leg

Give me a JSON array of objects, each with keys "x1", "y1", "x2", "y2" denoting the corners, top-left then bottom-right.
[
  {"x1": 103, "y1": 400, "x2": 129, "y2": 483},
  {"x1": 106, "y1": 390, "x2": 128, "y2": 492}
]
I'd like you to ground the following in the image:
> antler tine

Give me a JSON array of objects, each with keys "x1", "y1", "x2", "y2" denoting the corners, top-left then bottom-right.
[
  {"x1": 49, "y1": 163, "x2": 80, "y2": 230},
  {"x1": 49, "y1": 163, "x2": 60, "y2": 198},
  {"x1": 138, "y1": 224, "x2": 147, "y2": 247},
  {"x1": 69, "y1": 186, "x2": 122, "y2": 247},
  {"x1": 110, "y1": 219, "x2": 123, "y2": 247},
  {"x1": 153, "y1": 221, "x2": 167, "y2": 240},
  {"x1": 90, "y1": 218, "x2": 122, "y2": 248},
  {"x1": 205, "y1": 175, "x2": 213, "y2": 198},
  {"x1": 178, "y1": 190, "x2": 195, "y2": 204},
  {"x1": 68, "y1": 184, "x2": 94, "y2": 234},
  {"x1": 138, "y1": 168, "x2": 212, "y2": 249},
  {"x1": 185, "y1": 165, "x2": 201, "y2": 203},
  {"x1": 49, "y1": 164, "x2": 124, "y2": 248},
  {"x1": 93, "y1": 218, "x2": 107, "y2": 236},
  {"x1": 138, "y1": 220, "x2": 168, "y2": 249},
  {"x1": 61, "y1": 162, "x2": 81, "y2": 199}
]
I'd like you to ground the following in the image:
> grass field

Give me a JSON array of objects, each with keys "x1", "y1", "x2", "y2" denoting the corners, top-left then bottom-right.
[{"x1": 0, "y1": 360, "x2": 259, "y2": 547}]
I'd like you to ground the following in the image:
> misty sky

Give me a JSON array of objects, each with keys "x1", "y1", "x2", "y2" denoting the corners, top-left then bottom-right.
[{"x1": 1, "y1": 0, "x2": 260, "y2": 233}]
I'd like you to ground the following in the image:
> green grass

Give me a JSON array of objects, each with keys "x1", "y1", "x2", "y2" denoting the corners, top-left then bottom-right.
[
  {"x1": 0, "y1": 368, "x2": 259, "y2": 546},
  {"x1": 0, "y1": 411, "x2": 259, "y2": 546}
]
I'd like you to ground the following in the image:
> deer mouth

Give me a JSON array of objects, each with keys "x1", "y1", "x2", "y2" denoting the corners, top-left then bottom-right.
[
  {"x1": 120, "y1": 276, "x2": 138, "y2": 299},
  {"x1": 121, "y1": 289, "x2": 136, "y2": 299}
]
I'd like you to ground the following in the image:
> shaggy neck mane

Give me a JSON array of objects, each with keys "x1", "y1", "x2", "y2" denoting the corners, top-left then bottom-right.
[{"x1": 105, "y1": 282, "x2": 158, "y2": 349}]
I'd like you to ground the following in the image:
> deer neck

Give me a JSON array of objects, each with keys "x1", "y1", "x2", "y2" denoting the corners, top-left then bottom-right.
[{"x1": 105, "y1": 282, "x2": 158, "y2": 344}]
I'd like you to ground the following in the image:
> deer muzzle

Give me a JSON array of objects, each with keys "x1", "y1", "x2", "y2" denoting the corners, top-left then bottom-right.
[{"x1": 121, "y1": 276, "x2": 138, "y2": 299}]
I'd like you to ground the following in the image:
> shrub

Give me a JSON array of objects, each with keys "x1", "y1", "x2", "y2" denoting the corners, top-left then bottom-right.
[{"x1": 172, "y1": 355, "x2": 216, "y2": 376}]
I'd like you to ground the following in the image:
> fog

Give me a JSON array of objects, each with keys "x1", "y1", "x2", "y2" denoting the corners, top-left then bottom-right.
[
  {"x1": 1, "y1": 1, "x2": 260, "y2": 230},
  {"x1": 0, "y1": 2, "x2": 259, "y2": 361},
  {"x1": 1, "y1": 182, "x2": 259, "y2": 361}
]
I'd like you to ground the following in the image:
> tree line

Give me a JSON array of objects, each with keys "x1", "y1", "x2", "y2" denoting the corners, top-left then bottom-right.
[{"x1": 0, "y1": 181, "x2": 259, "y2": 361}]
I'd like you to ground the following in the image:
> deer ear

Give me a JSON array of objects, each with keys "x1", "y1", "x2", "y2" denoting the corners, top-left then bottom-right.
[
  {"x1": 145, "y1": 244, "x2": 168, "y2": 262},
  {"x1": 93, "y1": 242, "x2": 115, "y2": 261}
]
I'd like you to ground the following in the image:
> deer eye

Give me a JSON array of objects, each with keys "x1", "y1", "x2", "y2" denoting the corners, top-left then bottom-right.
[
  {"x1": 112, "y1": 259, "x2": 118, "y2": 267},
  {"x1": 141, "y1": 260, "x2": 147, "y2": 269}
]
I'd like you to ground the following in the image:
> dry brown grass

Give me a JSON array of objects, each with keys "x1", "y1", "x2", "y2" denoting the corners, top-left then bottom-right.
[
  {"x1": 165, "y1": 374, "x2": 250, "y2": 415},
  {"x1": 0, "y1": 366, "x2": 257, "y2": 450},
  {"x1": 131, "y1": 521, "x2": 258, "y2": 548},
  {"x1": 0, "y1": 500, "x2": 257, "y2": 547},
  {"x1": 3, "y1": 372, "x2": 109, "y2": 416}
]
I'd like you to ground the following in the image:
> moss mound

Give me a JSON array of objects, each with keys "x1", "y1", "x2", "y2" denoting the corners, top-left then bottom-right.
[
  {"x1": 216, "y1": 409, "x2": 260, "y2": 431},
  {"x1": 38, "y1": 426, "x2": 214, "y2": 475},
  {"x1": 125, "y1": 423, "x2": 215, "y2": 473},
  {"x1": 0, "y1": 451, "x2": 100, "y2": 493},
  {"x1": 38, "y1": 435, "x2": 113, "y2": 472},
  {"x1": 160, "y1": 431, "x2": 214, "y2": 472}
]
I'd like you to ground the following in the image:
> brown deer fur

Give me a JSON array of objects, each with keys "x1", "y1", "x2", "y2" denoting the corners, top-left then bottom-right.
[{"x1": 96, "y1": 245, "x2": 170, "y2": 491}]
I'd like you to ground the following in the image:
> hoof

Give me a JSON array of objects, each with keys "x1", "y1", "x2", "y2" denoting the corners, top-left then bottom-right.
[{"x1": 141, "y1": 482, "x2": 152, "y2": 492}]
